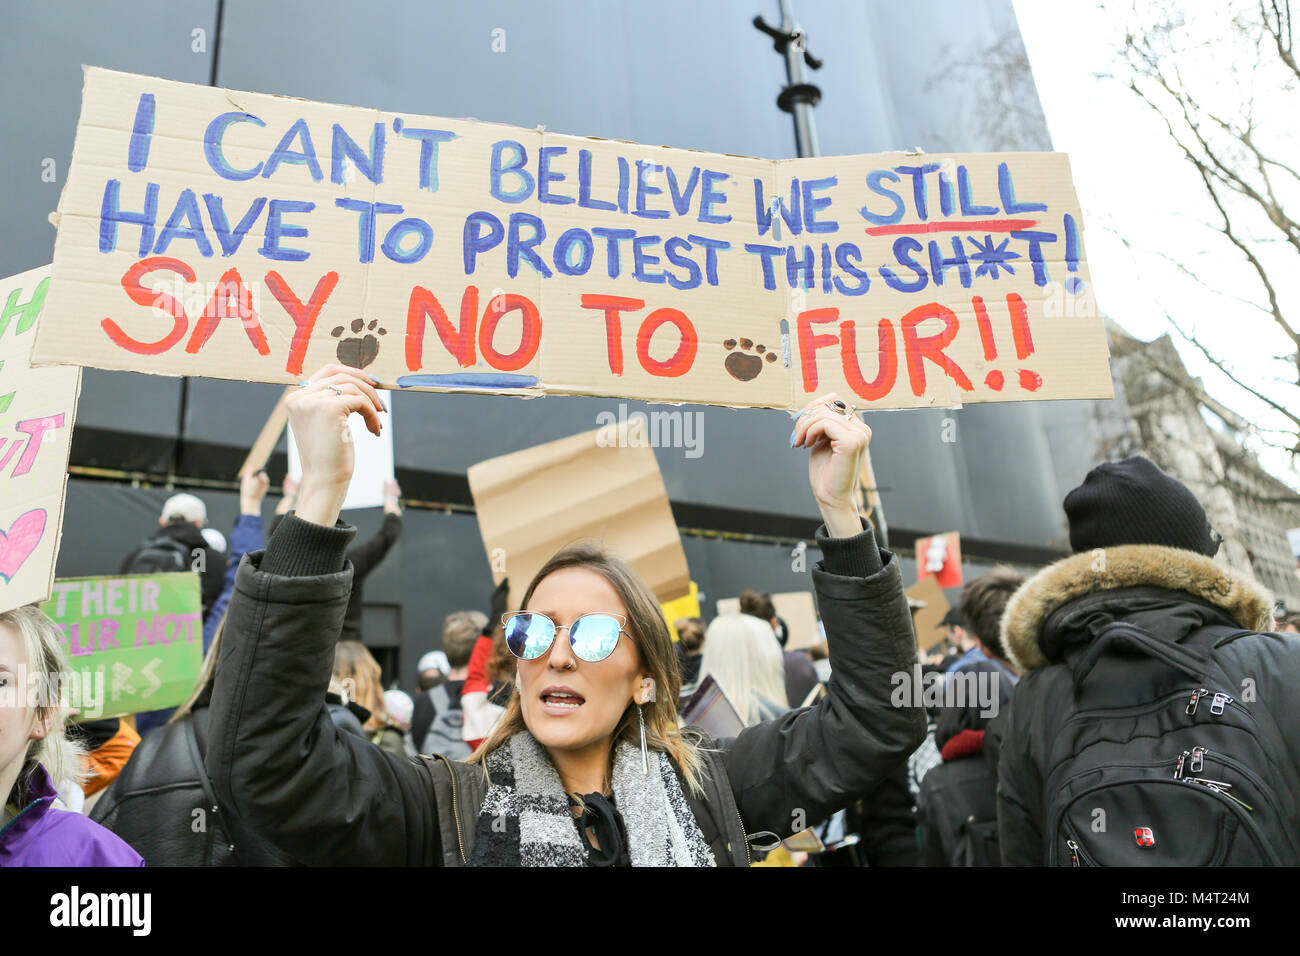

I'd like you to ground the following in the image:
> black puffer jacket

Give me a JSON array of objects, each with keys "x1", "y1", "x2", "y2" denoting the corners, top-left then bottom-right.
[
  {"x1": 207, "y1": 515, "x2": 924, "y2": 866},
  {"x1": 995, "y1": 544, "x2": 1299, "y2": 865}
]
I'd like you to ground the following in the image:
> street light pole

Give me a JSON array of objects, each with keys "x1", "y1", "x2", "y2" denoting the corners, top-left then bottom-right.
[
  {"x1": 754, "y1": 2, "x2": 891, "y2": 548},
  {"x1": 754, "y1": 0, "x2": 823, "y2": 158}
]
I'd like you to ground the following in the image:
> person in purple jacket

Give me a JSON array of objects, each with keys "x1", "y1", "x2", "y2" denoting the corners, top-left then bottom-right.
[{"x1": 0, "y1": 606, "x2": 142, "y2": 866}]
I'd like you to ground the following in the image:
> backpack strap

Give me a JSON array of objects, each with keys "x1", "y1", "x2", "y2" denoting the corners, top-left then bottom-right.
[
  {"x1": 1186, "y1": 624, "x2": 1259, "y2": 649},
  {"x1": 181, "y1": 718, "x2": 232, "y2": 866},
  {"x1": 1071, "y1": 621, "x2": 1210, "y2": 692},
  {"x1": 416, "y1": 753, "x2": 487, "y2": 866}
]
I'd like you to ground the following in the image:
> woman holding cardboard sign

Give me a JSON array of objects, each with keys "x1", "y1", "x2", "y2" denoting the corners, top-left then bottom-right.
[{"x1": 206, "y1": 363, "x2": 924, "y2": 866}]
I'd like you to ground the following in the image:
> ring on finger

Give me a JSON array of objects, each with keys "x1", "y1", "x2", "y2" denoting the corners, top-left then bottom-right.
[{"x1": 327, "y1": 384, "x2": 345, "y2": 397}]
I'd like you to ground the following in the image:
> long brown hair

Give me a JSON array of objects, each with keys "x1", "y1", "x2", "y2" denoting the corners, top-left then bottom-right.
[
  {"x1": 332, "y1": 640, "x2": 389, "y2": 732},
  {"x1": 467, "y1": 546, "x2": 706, "y2": 796}
]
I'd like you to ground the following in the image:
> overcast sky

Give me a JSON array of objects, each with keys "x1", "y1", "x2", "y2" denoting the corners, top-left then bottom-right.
[{"x1": 1014, "y1": 0, "x2": 1300, "y2": 491}]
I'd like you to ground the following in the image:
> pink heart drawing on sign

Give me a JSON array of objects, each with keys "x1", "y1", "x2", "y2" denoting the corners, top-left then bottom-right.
[{"x1": 0, "y1": 509, "x2": 47, "y2": 583}]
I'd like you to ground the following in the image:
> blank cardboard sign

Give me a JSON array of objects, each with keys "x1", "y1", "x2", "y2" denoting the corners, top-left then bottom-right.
[
  {"x1": 0, "y1": 265, "x2": 81, "y2": 614},
  {"x1": 36, "y1": 67, "x2": 1112, "y2": 413},
  {"x1": 287, "y1": 403, "x2": 395, "y2": 512},
  {"x1": 467, "y1": 417, "x2": 690, "y2": 612}
]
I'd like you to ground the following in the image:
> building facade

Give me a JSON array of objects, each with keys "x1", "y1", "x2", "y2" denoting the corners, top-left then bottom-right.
[{"x1": 1111, "y1": 325, "x2": 1300, "y2": 613}]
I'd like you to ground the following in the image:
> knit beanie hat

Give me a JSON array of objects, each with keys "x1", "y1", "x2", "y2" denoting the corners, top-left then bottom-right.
[{"x1": 1064, "y1": 455, "x2": 1221, "y2": 556}]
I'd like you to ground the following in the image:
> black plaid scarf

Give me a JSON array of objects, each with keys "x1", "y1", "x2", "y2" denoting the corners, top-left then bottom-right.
[{"x1": 466, "y1": 731, "x2": 716, "y2": 867}]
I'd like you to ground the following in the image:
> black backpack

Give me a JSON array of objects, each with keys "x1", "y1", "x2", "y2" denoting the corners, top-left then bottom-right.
[
  {"x1": 953, "y1": 817, "x2": 1001, "y2": 867},
  {"x1": 125, "y1": 533, "x2": 192, "y2": 574},
  {"x1": 1043, "y1": 621, "x2": 1300, "y2": 866}
]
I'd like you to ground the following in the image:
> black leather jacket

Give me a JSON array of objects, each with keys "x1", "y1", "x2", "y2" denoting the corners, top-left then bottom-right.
[
  {"x1": 206, "y1": 515, "x2": 925, "y2": 866},
  {"x1": 90, "y1": 706, "x2": 295, "y2": 866}
]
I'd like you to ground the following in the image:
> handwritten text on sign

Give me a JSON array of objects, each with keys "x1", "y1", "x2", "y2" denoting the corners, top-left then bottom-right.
[
  {"x1": 39, "y1": 572, "x2": 204, "y2": 719},
  {"x1": 0, "y1": 265, "x2": 80, "y2": 614},
  {"x1": 34, "y1": 68, "x2": 1111, "y2": 410}
]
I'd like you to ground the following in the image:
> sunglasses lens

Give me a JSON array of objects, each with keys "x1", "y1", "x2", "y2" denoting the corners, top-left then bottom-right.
[
  {"x1": 571, "y1": 615, "x2": 622, "y2": 662},
  {"x1": 505, "y1": 613, "x2": 554, "y2": 660}
]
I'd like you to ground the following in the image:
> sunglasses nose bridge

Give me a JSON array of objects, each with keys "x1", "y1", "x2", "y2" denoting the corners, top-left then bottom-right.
[{"x1": 543, "y1": 620, "x2": 579, "y2": 668}]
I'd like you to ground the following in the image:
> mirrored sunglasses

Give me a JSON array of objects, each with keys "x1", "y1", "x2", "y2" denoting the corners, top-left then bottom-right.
[{"x1": 501, "y1": 611, "x2": 627, "y2": 663}]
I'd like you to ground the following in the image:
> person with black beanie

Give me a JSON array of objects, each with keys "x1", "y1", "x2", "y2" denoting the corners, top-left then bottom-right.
[{"x1": 993, "y1": 455, "x2": 1300, "y2": 866}]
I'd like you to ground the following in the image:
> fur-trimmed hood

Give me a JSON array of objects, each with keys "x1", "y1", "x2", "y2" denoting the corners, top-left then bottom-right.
[{"x1": 1002, "y1": 544, "x2": 1275, "y2": 672}]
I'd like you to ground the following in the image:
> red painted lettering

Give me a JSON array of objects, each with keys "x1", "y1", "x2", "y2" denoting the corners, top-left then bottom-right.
[
  {"x1": 796, "y1": 307, "x2": 841, "y2": 393},
  {"x1": 405, "y1": 285, "x2": 477, "y2": 370},
  {"x1": 579, "y1": 294, "x2": 644, "y2": 376},
  {"x1": 480, "y1": 293, "x2": 541, "y2": 372},
  {"x1": 265, "y1": 271, "x2": 339, "y2": 376},
  {"x1": 102, "y1": 257, "x2": 194, "y2": 355},
  {"x1": 839, "y1": 319, "x2": 898, "y2": 401},
  {"x1": 635, "y1": 308, "x2": 697, "y2": 378},
  {"x1": 185, "y1": 267, "x2": 270, "y2": 357},
  {"x1": 901, "y1": 303, "x2": 973, "y2": 396},
  {"x1": 1008, "y1": 292, "x2": 1034, "y2": 359}
]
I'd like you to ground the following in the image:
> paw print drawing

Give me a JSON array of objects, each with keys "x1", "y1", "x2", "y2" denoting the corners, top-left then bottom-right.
[
  {"x1": 332, "y1": 318, "x2": 386, "y2": 370},
  {"x1": 723, "y1": 338, "x2": 778, "y2": 382}
]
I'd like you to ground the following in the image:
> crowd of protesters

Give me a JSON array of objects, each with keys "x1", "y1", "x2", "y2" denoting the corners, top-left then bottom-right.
[{"x1": 4, "y1": 363, "x2": 1300, "y2": 867}]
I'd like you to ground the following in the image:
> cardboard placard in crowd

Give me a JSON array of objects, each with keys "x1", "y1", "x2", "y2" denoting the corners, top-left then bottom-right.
[
  {"x1": 36, "y1": 67, "x2": 1112, "y2": 413},
  {"x1": 38, "y1": 572, "x2": 204, "y2": 720},
  {"x1": 906, "y1": 573, "x2": 951, "y2": 652},
  {"x1": 467, "y1": 416, "x2": 690, "y2": 611},
  {"x1": 0, "y1": 265, "x2": 81, "y2": 614},
  {"x1": 238, "y1": 384, "x2": 294, "y2": 478},
  {"x1": 715, "y1": 590, "x2": 820, "y2": 650}
]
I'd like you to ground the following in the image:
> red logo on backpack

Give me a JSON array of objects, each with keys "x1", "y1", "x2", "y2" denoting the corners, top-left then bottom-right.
[{"x1": 1134, "y1": 827, "x2": 1156, "y2": 847}]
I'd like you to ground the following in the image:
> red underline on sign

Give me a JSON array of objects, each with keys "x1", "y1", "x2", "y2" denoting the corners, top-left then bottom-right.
[{"x1": 863, "y1": 218, "x2": 1040, "y2": 237}]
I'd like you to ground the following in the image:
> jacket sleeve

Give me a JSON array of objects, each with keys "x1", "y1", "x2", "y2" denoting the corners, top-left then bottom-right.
[
  {"x1": 205, "y1": 515, "x2": 440, "y2": 866},
  {"x1": 721, "y1": 520, "x2": 927, "y2": 840},
  {"x1": 995, "y1": 679, "x2": 1044, "y2": 865},
  {"x1": 204, "y1": 514, "x2": 265, "y2": 647},
  {"x1": 853, "y1": 762, "x2": 920, "y2": 866},
  {"x1": 346, "y1": 512, "x2": 403, "y2": 582}
]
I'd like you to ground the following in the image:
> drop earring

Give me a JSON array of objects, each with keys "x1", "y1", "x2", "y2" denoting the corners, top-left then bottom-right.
[{"x1": 638, "y1": 703, "x2": 649, "y2": 775}]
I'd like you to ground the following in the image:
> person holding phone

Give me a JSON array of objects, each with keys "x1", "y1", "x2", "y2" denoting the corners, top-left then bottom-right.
[{"x1": 206, "y1": 364, "x2": 924, "y2": 866}]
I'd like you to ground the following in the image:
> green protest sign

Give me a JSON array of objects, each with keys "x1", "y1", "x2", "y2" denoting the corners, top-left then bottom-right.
[{"x1": 39, "y1": 572, "x2": 204, "y2": 719}]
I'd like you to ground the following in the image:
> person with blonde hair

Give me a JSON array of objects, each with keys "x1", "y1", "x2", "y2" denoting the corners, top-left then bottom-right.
[
  {"x1": 698, "y1": 614, "x2": 789, "y2": 726},
  {"x1": 207, "y1": 364, "x2": 924, "y2": 866},
  {"x1": 0, "y1": 606, "x2": 141, "y2": 865},
  {"x1": 332, "y1": 640, "x2": 406, "y2": 757}
]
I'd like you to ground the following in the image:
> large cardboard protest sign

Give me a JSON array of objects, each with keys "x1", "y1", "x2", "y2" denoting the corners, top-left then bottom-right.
[
  {"x1": 0, "y1": 266, "x2": 81, "y2": 614},
  {"x1": 39, "y1": 572, "x2": 204, "y2": 719},
  {"x1": 468, "y1": 418, "x2": 690, "y2": 611},
  {"x1": 35, "y1": 68, "x2": 1111, "y2": 412}
]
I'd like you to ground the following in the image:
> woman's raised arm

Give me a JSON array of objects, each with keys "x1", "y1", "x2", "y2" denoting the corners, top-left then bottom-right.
[
  {"x1": 205, "y1": 366, "x2": 440, "y2": 865},
  {"x1": 723, "y1": 394, "x2": 926, "y2": 839}
]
